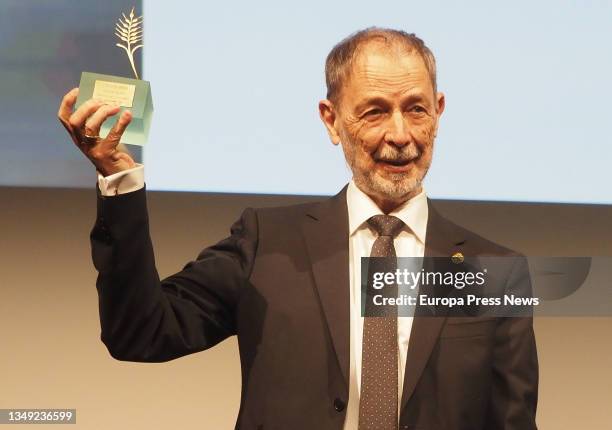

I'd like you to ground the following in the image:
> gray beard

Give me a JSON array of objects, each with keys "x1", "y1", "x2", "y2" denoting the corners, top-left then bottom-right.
[
  {"x1": 354, "y1": 168, "x2": 422, "y2": 200},
  {"x1": 341, "y1": 137, "x2": 427, "y2": 201}
]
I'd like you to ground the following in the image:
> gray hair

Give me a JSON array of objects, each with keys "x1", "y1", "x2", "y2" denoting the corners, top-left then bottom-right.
[{"x1": 324, "y1": 27, "x2": 437, "y2": 104}]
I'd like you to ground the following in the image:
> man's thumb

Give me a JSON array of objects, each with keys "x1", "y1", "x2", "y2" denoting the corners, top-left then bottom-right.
[{"x1": 106, "y1": 110, "x2": 132, "y2": 143}]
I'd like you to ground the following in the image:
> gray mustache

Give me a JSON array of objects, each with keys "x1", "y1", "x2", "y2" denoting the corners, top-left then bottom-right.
[{"x1": 374, "y1": 144, "x2": 420, "y2": 163}]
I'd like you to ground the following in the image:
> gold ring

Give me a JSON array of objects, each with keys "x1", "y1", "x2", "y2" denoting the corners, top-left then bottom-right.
[{"x1": 81, "y1": 134, "x2": 99, "y2": 145}]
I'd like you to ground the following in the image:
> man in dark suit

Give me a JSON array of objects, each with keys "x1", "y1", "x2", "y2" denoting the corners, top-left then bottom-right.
[{"x1": 58, "y1": 27, "x2": 538, "y2": 430}]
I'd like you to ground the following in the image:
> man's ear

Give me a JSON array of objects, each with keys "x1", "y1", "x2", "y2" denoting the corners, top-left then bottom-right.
[
  {"x1": 433, "y1": 91, "x2": 446, "y2": 138},
  {"x1": 318, "y1": 99, "x2": 342, "y2": 145}
]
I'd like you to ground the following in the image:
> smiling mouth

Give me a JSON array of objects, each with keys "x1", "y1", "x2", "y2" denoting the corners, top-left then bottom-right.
[
  {"x1": 376, "y1": 156, "x2": 419, "y2": 167},
  {"x1": 373, "y1": 156, "x2": 420, "y2": 173},
  {"x1": 378, "y1": 158, "x2": 414, "y2": 166}
]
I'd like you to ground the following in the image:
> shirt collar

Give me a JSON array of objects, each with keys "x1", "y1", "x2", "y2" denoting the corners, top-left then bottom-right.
[{"x1": 346, "y1": 179, "x2": 428, "y2": 244}]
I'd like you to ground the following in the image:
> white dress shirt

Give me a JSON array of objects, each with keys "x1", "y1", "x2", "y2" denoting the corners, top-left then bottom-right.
[
  {"x1": 97, "y1": 169, "x2": 429, "y2": 429},
  {"x1": 97, "y1": 164, "x2": 145, "y2": 196}
]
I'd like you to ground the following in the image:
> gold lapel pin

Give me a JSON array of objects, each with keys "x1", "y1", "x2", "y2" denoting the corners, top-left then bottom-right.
[{"x1": 451, "y1": 252, "x2": 464, "y2": 264}]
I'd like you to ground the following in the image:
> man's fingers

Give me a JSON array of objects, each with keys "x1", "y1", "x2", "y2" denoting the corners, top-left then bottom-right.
[
  {"x1": 105, "y1": 110, "x2": 133, "y2": 143},
  {"x1": 84, "y1": 105, "x2": 121, "y2": 138},
  {"x1": 58, "y1": 87, "x2": 136, "y2": 174},
  {"x1": 68, "y1": 99, "x2": 104, "y2": 137},
  {"x1": 57, "y1": 88, "x2": 79, "y2": 125}
]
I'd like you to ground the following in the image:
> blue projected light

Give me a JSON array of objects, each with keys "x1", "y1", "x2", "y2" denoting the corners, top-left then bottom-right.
[{"x1": 142, "y1": 1, "x2": 612, "y2": 203}]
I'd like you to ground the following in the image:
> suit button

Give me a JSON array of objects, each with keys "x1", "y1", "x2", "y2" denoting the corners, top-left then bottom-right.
[{"x1": 333, "y1": 398, "x2": 345, "y2": 412}]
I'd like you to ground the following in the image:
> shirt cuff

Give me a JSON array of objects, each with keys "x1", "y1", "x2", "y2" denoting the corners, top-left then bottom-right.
[{"x1": 97, "y1": 163, "x2": 145, "y2": 196}]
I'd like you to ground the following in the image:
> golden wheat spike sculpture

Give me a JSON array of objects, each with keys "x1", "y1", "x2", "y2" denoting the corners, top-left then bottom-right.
[{"x1": 115, "y1": 7, "x2": 143, "y2": 79}]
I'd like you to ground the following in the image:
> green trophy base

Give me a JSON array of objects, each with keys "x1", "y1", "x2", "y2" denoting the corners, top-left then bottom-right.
[{"x1": 75, "y1": 72, "x2": 153, "y2": 149}]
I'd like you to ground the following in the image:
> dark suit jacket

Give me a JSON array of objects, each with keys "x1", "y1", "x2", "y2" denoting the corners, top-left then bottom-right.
[{"x1": 90, "y1": 184, "x2": 538, "y2": 430}]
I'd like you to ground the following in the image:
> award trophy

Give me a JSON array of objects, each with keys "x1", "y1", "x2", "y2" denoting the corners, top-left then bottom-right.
[{"x1": 75, "y1": 7, "x2": 153, "y2": 154}]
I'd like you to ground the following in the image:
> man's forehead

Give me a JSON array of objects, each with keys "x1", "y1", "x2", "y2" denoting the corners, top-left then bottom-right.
[
  {"x1": 351, "y1": 45, "x2": 428, "y2": 83},
  {"x1": 346, "y1": 46, "x2": 432, "y2": 99}
]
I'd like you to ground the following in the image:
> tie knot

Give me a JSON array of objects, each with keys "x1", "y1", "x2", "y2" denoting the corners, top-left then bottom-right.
[{"x1": 367, "y1": 215, "x2": 404, "y2": 238}]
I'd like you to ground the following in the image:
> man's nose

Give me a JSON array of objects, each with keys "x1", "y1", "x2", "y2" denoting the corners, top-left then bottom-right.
[{"x1": 383, "y1": 111, "x2": 411, "y2": 146}]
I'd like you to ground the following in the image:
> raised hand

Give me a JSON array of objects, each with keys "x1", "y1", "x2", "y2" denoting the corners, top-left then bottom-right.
[{"x1": 58, "y1": 88, "x2": 136, "y2": 176}]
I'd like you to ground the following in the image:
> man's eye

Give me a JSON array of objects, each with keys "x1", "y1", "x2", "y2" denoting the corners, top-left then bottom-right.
[
  {"x1": 411, "y1": 106, "x2": 426, "y2": 113},
  {"x1": 364, "y1": 109, "x2": 383, "y2": 118}
]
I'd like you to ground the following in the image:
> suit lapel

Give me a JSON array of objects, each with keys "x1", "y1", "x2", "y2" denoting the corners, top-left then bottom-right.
[
  {"x1": 400, "y1": 199, "x2": 468, "y2": 411},
  {"x1": 301, "y1": 185, "x2": 351, "y2": 388}
]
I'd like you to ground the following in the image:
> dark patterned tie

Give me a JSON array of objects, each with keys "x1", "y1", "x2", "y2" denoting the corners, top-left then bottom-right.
[{"x1": 359, "y1": 215, "x2": 405, "y2": 430}]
